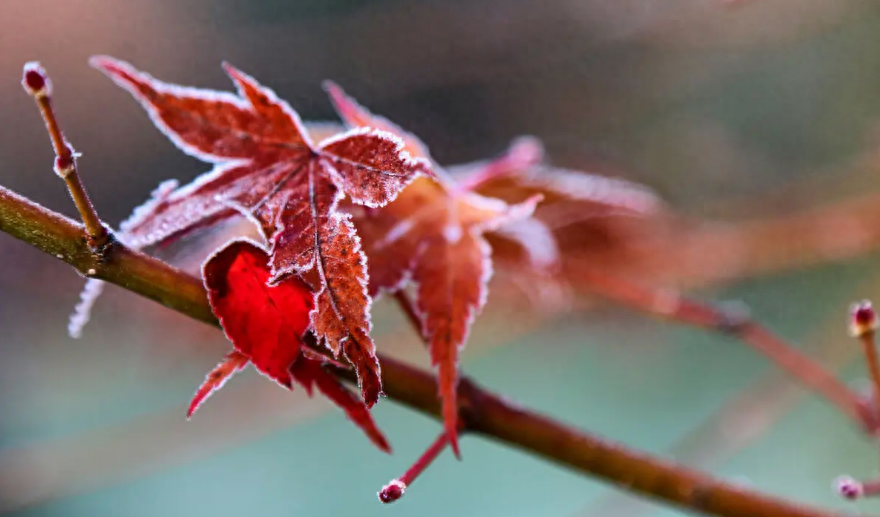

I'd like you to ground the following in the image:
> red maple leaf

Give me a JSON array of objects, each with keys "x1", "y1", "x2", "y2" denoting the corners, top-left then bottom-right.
[
  {"x1": 91, "y1": 57, "x2": 429, "y2": 406},
  {"x1": 325, "y1": 82, "x2": 540, "y2": 456},
  {"x1": 190, "y1": 239, "x2": 390, "y2": 452},
  {"x1": 447, "y1": 137, "x2": 661, "y2": 309}
]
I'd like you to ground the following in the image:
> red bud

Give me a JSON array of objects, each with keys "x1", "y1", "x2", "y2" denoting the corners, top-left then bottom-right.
[
  {"x1": 377, "y1": 479, "x2": 406, "y2": 504},
  {"x1": 22, "y1": 62, "x2": 51, "y2": 96}
]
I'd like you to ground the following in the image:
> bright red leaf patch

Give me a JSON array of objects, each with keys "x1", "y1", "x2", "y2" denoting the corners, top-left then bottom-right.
[
  {"x1": 91, "y1": 57, "x2": 429, "y2": 406},
  {"x1": 191, "y1": 239, "x2": 390, "y2": 452}
]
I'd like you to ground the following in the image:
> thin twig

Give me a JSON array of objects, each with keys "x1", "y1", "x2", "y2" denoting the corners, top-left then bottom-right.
[
  {"x1": 22, "y1": 63, "x2": 108, "y2": 251},
  {"x1": 569, "y1": 265, "x2": 870, "y2": 432},
  {"x1": 0, "y1": 183, "x2": 858, "y2": 517},
  {"x1": 836, "y1": 302, "x2": 880, "y2": 499},
  {"x1": 378, "y1": 430, "x2": 451, "y2": 503},
  {"x1": 851, "y1": 302, "x2": 880, "y2": 430}
]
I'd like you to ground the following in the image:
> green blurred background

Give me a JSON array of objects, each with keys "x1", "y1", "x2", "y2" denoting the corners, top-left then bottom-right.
[{"x1": 3, "y1": 0, "x2": 880, "y2": 515}]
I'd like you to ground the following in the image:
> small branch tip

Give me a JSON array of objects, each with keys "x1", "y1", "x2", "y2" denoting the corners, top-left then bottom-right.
[
  {"x1": 835, "y1": 476, "x2": 863, "y2": 500},
  {"x1": 376, "y1": 431, "x2": 450, "y2": 504},
  {"x1": 24, "y1": 60, "x2": 109, "y2": 250},
  {"x1": 835, "y1": 475, "x2": 880, "y2": 500},
  {"x1": 851, "y1": 300, "x2": 878, "y2": 338},
  {"x1": 22, "y1": 62, "x2": 50, "y2": 97},
  {"x1": 378, "y1": 479, "x2": 406, "y2": 504}
]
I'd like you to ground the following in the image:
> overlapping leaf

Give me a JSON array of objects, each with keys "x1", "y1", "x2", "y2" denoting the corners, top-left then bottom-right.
[
  {"x1": 326, "y1": 83, "x2": 540, "y2": 455},
  {"x1": 450, "y1": 138, "x2": 663, "y2": 307},
  {"x1": 191, "y1": 239, "x2": 390, "y2": 452},
  {"x1": 91, "y1": 57, "x2": 429, "y2": 405}
]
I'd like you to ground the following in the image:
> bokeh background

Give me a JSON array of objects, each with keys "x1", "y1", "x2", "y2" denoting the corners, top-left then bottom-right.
[{"x1": 4, "y1": 0, "x2": 880, "y2": 515}]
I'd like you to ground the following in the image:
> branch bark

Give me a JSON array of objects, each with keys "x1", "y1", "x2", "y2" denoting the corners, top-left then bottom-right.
[{"x1": 0, "y1": 183, "x2": 859, "y2": 517}]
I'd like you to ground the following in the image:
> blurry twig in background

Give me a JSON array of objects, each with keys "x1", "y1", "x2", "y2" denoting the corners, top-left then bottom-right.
[
  {"x1": 567, "y1": 265, "x2": 871, "y2": 432},
  {"x1": 581, "y1": 269, "x2": 880, "y2": 516}
]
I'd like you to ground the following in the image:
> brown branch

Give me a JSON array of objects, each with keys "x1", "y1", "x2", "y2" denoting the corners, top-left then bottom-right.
[
  {"x1": 22, "y1": 63, "x2": 108, "y2": 250},
  {"x1": 568, "y1": 265, "x2": 871, "y2": 432},
  {"x1": 0, "y1": 183, "x2": 859, "y2": 517}
]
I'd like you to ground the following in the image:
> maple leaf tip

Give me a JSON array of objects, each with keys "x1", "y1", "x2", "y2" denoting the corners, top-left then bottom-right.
[
  {"x1": 509, "y1": 135, "x2": 545, "y2": 160},
  {"x1": 510, "y1": 194, "x2": 545, "y2": 220},
  {"x1": 88, "y1": 55, "x2": 125, "y2": 75},
  {"x1": 449, "y1": 434, "x2": 462, "y2": 460},
  {"x1": 87, "y1": 54, "x2": 109, "y2": 68},
  {"x1": 186, "y1": 402, "x2": 199, "y2": 419},
  {"x1": 321, "y1": 79, "x2": 341, "y2": 94},
  {"x1": 87, "y1": 55, "x2": 151, "y2": 95},
  {"x1": 220, "y1": 61, "x2": 248, "y2": 83}
]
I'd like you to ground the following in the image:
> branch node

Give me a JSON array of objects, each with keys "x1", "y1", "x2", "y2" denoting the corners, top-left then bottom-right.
[
  {"x1": 714, "y1": 300, "x2": 752, "y2": 335},
  {"x1": 53, "y1": 146, "x2": 79, "y2": 180},
  {"x1": 87, "y1": 226, "x2": 116, "y2": 261}
]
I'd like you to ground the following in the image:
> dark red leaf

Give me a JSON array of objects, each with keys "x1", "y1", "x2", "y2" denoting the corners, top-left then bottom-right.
[
  {"x1": 93, "y1": 57, "x2": 429, "y2": 405},
  {"x1": 195, "y1": 239, "x2": 390, "y2": 450},
  {"x1": 202, "y1": 239, "x2": 313, "y2": 388}
]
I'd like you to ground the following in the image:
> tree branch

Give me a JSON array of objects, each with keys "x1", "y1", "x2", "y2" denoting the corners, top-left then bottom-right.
[{"x1": 0, "y1": 183, "x2": 859, "y2": 517}]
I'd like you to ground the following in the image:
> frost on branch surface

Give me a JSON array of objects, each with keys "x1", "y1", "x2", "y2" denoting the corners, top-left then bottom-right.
[
  {"x1": 89, "y1": 56, "x2": 429, "y2": 406},
  {"x1": 192, "y1": 239, "x2": 390, "y2": 452},
  {"x1": 326, "y1": 82, "x2": 542, "y2": 456}
]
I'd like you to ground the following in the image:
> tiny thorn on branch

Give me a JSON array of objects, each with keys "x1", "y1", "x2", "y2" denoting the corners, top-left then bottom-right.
[
  {"x1": 378, "y1": 430, "x2": 451, "y2": 504},
  {"x1": 22, "y1": 61, "x2": 109, "y2": 253}
]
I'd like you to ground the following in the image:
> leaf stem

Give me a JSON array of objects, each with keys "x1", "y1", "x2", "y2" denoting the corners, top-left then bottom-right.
[
  {"x1": 0, "y1": 183, "x2": 858, "y2": 517},
  {"x1": 378, "y1": 430, "x2": 450, "y2": 503},
  {"x1": 22, "y1": 62, "x2": 108, "y2": 251}
]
